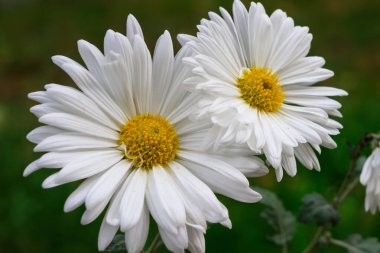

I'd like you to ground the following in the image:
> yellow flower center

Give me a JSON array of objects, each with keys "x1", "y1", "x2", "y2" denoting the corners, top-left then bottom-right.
[
  {"x1": 119, "y1": 114, "x2": 179, "y2": 170},
  {"x1": 236, "y1": 67, "x2": 285, "y2": 113}
]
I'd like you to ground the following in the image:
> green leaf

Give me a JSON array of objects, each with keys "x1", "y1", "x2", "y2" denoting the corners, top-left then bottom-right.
[
  {"x1": 255, "y1": 187, "x2": 296, "y2": 245},
  {"x1": 345, "y1": 234, "x2": 380, "y2": 253},
  {"x1": 298, "y1": 193, "x2": 340, "y2": 226},
  {"x1": 105, "y1": 234, "x2": 126, "y2": 251}
]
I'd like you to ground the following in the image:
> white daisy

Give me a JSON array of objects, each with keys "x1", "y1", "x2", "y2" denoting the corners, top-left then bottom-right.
[
  {"x1": 178, "y1": 0, "x2": 348, "y2": 181},
  {"x1": 360, "y1": 145, "x2": 380, "y2": 214},
  {"x1": 25, "y1": 15, "x2": 268, "y2": 253}
]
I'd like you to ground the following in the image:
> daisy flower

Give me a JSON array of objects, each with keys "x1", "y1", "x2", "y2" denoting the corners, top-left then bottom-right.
[
  {"x1": 179, "y1": 0, "x2": 348, "y2": 181},
  {"x1": 360, "y1": 145, "x2": 380, "y2": 214},
  {"x1": 24, "y1": 15, "x2": 268, "y2": 253}
]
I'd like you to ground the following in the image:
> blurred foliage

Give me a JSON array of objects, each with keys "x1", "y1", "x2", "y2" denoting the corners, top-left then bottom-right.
[
  {"x1": 255, "y1": 187, "x2": 296, "y2": 246},
  {"x1": 298, "y1": 193, "x2": 340, "y2": 227},
  {"x1": 106, "y1": 235, "x2": 127, "y2": 252},
  {"x1": 344, "y1": 234, "x2": 380, "y2": 253},
  {"x1": 1, "y1": 0, "x2": 380, "y2": 252}
]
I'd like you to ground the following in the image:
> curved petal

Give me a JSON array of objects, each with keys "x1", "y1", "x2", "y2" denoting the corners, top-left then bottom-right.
[
  {"x1": 178, "y1": 151, "x2": 261, "y2": 203},
  {"x1": 146, "y1": 166, "x2": 186, "y2": 234},
  {"x1": 85, "y1": 160, "x2": 132, "y2": 210},
  {"x1": 120, "y1": 168, "x2": 147, "y2": 231},
  {"x1": 98, "y1": 218, "x2": 119, "y2": 251},
  {"x1": 125, "y1": 203, "x2": 150, "y2": 253},
  {"x1": 54, "y1": 150, "x2": 123, "y2": 185}
]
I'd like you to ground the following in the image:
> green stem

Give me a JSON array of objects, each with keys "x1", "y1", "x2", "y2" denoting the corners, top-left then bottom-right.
[
  {"x1": 282, "y1": 242, "x2": 288, "y2": 253},
  {"x1": 302, "y1": 226, "x2": 325, "y2": 253},
  {"x1": 302, "y1": 133, "x2": 373, "y2": 253},
  {"x1": 333, "y1": 178, "x2": 360, "y2": 208},
  {"x1": 329, "y1": 238, "x2": 366, "y2": 253},
  {"x1": 333, "y1": 133, "x2": 373, "y2": 208},
  {"x1": 145, "y1": 233, "x2": 162, "y2": 253}
]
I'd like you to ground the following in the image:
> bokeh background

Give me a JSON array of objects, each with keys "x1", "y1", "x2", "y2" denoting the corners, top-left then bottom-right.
[{"x1": 1, "y1": 0, "x2": 380, "y2": 252}]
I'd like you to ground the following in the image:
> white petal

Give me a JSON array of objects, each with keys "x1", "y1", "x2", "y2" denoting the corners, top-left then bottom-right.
[
  {"x1": 34, "y1": 132, "x2": 117, "y2": 152},
  {"x1": 28, "y1": 91, "x2": 51, "y2": 103},
  {"x1": 101, "y1": 51, "x2": 136, "y2": 119},
  {"x1": 294, "y1": 144, "x2": 320, "y2": 171},
  {"x1": 52, "y1": 57, "x2": 127, "y2": 125},
  {"x1": 27, "y1": 126, "x2": 61, "y2": 144},
  {"x1": 187, "y1": 225, "x2": 205, "y2": 253},
  {"x1": 360, "y1": 155, "x2": 373, "y2": 185},
  {"x1": 64, "y1": 175, "x2": 102, "y2": 212},
  {"x1": 25, "y1": 151, "x2": 92, "y2": 176},
  {"x1": 105, "y1": 177, "x2": 130, "y2": 226},
  {"x1": 39, "y1": 112, "x2": 119, "y2": 140},
  {"x1": 98, "y1": 219, "x2": 119, "y2": 251},
  {"x1": 125, "y1": 204, "x2": 150, "y2": 253},
  {"x1": 146, "y1": 166, "x2": 186, "y2": 234},
  {"x1": 177, "y1": 33, "x2": 196, "y2": 46},
  {"x1": 159, "y1": 225, "x2": 188, "y2": 253},
  {"x1": 126, "y1": 14, "x2": 144, "y2": 44},
  {"x1": 81, "y1": 200, "x2": 108, "y2": 225},
  {"x1": 77, "y1": 40, "x2": 107, "y2": 87},
  {"x1": 169, "y1": 161, "x2": 229, "y2": 224},
  {"x1": 167, "y1": 93, "x2": 199, "y2": 124},
  {"x1": 259, "y1": 113, "x2": 282, "y2": 168},
  {"x1": 23, "y1": 160, "x2": 40, "y2": 177},
  {"x1": 151, "y1": 31, "x2": 175, "y2": 114},
  {"x1": 120, "y1": 168, "x2": 148, "y2": 231},
  {"x1": 211, "y1": 154, "x2": 268, "y2": 177},
  {"x1": 86, "y1": 160, "x2": 132, "y2": 210},
  {"x1": 178, "y1": 151, "x2": 261, "y2": 202},
  {"x1": 54, "y1": 150, "x2": 123, "y2": 185},
  {"x1": 248, "y1": 3, "x2": 272, "y2": 66},
  {"x1": 281, "y1": 148, "x2": 297, "y2": 176},
  {"x1": 274, "y1": 167, "x2": 284, "y2": 182},
  {"x1": 284, "y1": 96, "x2": 341, "y2": 110},
  {"x1": 37, "y1": 151, "x2": 90, "y2": 169},
  {"x1": 159, "y1": 46, "x2": 192, "y2": 116},
  {"x1": 278, "y1": 56, "x2": 325, "y2": 78},
  {"x1": 45, "y1": 84, "x2": 120, "y2": 130},
  {"x1": 232, "y1": 0, "x2": 249, "y2": 63},
  {"x1": 281, "y1": 68, "x2": 334, "y2": 86},
  {"x1": 30, "y1": 103, "x2": 59, "y2": 118},
  {"x1": 132, "y1": 35, "x2": 152, "y2": 113},
  {"x1": 271, "y1": 27, "x2": 312, "y2": 72}
]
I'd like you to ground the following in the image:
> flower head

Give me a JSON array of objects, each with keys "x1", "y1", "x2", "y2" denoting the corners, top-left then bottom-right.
[
  {"x1": 179, "y1": 0, "x2": 348, "y2": 181},
  {"x1": 360, "y1": 146, "x2": 380, "y2": 214},
  {"x1": 25, "y1": 15, "x2": 268, "y2": 253}
]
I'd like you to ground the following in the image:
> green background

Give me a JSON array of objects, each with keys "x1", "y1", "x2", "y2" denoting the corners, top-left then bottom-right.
[{"x1": 1, "y1": 0, "x2": 379, "y2": 252}]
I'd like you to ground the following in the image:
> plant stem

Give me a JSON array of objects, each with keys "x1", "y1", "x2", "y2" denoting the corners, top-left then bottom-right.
[
  {"x1": 333, "y1": 178, "x2": 360, "y2": 208},
  {"x1": 282, "y1": 241, "x2": 288, "y2": 253},
  {"x1": 329, "y1": 238, "x2": 366, "y2": 253},
  {"x1": 333, "y1": 133, "x2": 373, "y2": 208},
  {"x1": 302, "y1": 133, "x2": 373, "y2": 253},
  {"x1": 145, "y1": 233, "x2": 162, "y2": 253},
  {"x1": 302, "y1": 226, "x2": 325, "y2": 253}
]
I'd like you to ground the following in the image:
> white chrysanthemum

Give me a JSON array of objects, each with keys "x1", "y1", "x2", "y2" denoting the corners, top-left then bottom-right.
[
  {"x1": 360, "y1": 146, "x2": 380, "y2": 214},
  {"x1": 25, "y1": 15, "x2": 268, "y2": 253},
  {"x1": 179, "y1": 0, "x2": 348, "y2": 181}
]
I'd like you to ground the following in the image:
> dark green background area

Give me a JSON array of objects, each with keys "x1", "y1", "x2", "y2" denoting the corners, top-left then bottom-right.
[{"x1": 1, "y1": 0, "x2": 379, "y2": 252}]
